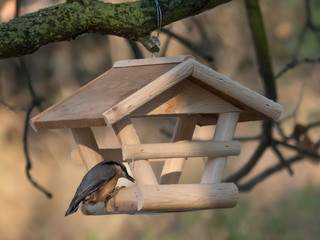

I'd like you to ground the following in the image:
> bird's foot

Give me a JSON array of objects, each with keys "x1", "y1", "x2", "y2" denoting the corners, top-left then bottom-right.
[{"x1": 104, "y1": 186, "x2": 126, "y2": 212}]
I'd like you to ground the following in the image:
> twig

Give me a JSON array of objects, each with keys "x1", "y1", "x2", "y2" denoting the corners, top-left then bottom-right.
[
  {"x1": 23, "y1": 97, "x2": 52, "y2": 199},
  {"x1": 224, "y1": 140, "x2": 268, "y2": 183},
  {"x1": 277, "y1": 76, "x2": 309, "y2": 125},
  {"x1": 127, "y1": 40, "x2": 144, "y2": 59},
  {"x1": 275, "y1": 140, "x2": 320, "y2": 159},
  {"x1": 14, "y1": 0, "x2": 51, "y2": 198},
  {"x1": 161, "y1": 28, "x2": 214, "y2": 62},
  {"x1": 20, "y1": 57, "x2": 52, "y2": 199},
  {"x1": 305, "y1": 0, "x2": 320, "y2": 32},
  {"x1": 271, "y1": 143, "x2": 294, "y2": 175},
  {"x1": 292, "y1": 0, "x2": 320, "y2": 58},
  {"x1": 275, "y1": 56, "x2": 320, "y2": 80},
  {"x1": 305, "y1": 121, "x2": 320, "y2": 132},
  {"x1": 238, "y1": 156, "x2": 303, "y2": 191},
  {"x1": 0, "y1": 100, "x2": 17, "y2": 113}
]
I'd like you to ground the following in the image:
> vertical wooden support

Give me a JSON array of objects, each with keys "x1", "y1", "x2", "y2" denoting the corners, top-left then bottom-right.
[
  {"x1": 160, "y1": 115, "x2": 197, "y2": 184},
  {"x1": 71, "y1": 128, "x2": 104, "y2": 170},
  {"x1": 201, "y1": 112, "x2": 240, "y2": 183},
  {"x1": 112, "y1": 118, "x2": 158, "y2": 185}
]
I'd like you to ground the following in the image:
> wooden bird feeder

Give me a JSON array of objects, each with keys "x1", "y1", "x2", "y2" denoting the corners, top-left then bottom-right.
[{"x1": 31, "y1": 55, "x2": 282, "y2": 215}]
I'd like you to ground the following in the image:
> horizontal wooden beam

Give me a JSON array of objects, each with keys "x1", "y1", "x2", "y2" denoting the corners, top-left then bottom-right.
[
  {"x1": 122, "y1": 141, "x2": 241, "y2": 160},
  {"x1": 81, "y1": 183, "x2": 238, "y2": 215}
]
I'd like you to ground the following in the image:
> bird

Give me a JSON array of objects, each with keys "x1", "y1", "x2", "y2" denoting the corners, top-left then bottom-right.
[{"x1": 65, "y1": 160, "x2": 135, "y2": 216}]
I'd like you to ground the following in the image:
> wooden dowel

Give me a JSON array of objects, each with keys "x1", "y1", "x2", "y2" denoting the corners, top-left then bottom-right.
[
  {"x1": 81, "y1": 183, "x2": 238, "y2": 215},
  {"x1": 160, "y1": 116, "x2": 197, "y2": 184},
  {"x1": 192, "y1": 60, "x2": 283, "y2": 120},
  {"x1": 103, "y1": 59, "x2": 194, "y2": 126},
  {"x1": 201, "y1": 112, "x2": 240, "y2": 183},
  {"x1": 71, "y1": 128, "x2": 104, "y2": 170},
  {"x1": 122, "y1": 141, "x2": 241, "y2": 160},
  {"x1": 81, "y1": 187, "x2": 138, "y2": 215},
  {"x1": 112, "y1": 118, "x2": 158, "y2": 185},
  {"x1": 71, "y1": 148, "x2": 123, "y2": 164}
]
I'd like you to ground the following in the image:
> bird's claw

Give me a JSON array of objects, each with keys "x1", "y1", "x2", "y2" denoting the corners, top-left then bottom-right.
[{"x1": 104, "y1": 186, "x2": 126, "y2": 212}]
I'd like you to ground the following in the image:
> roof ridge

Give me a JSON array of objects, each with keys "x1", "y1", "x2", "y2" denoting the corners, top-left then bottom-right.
[{"x1": 113, "y1": 55, "x2": 195, "y2": 68}]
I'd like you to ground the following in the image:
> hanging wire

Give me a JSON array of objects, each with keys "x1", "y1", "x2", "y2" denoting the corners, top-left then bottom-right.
[{"x1": 151, "y1": 0, "x2": 162, "y2": 57}]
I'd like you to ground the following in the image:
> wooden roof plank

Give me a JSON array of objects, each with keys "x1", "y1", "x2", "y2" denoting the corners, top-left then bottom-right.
[
  {"x1": 31, "y1": 56, "x2": 283, "y2": 131},
  {"x1": 31, "y1": 62, "x2": 180, "y2": 131},
  {"x1": 113, "y1": 55, "x2": 194, "y2": 68},
  {"x1": 103, "y1": 58, "x2": 194, "y2": 126},
  {"x1": 191, "y1": 60, "x2": 283, "y2": 120}
]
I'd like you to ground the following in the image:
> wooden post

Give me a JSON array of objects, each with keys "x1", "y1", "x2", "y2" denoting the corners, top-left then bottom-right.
[
  {"x1": 201, "y1": 112, "x2": 240, "y2": 183},
  {"x1": 112, "y1": 117, "x2": 158, "y2": 185},
  {"x1": 160, "y1": 116, "x2": 197, "y2": 184},
  {"x1": 71, "y1": 128, "x2": 104, "y2": 170}
]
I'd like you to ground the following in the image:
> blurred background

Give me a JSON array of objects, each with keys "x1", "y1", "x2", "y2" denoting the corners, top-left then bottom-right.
[{"x1": 0, "y1": 0, "x2": 320, "y2": 239}]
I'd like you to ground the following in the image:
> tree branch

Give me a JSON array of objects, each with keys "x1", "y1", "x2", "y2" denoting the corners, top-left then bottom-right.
[
  {"x1": 238, "y1": 156, "x2": 303, "y2": 191},
  {"x1": 0, "y1": 0, "x2": 231, "y2": 58},
  {"x1": 244, "y1": 0, "x2": 276, "y2": 101},
  {"x1": 20, "y1": 57, "x2": 52, "y2": 198}
]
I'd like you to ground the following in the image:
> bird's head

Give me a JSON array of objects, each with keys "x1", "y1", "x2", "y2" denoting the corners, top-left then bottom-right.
[{"x1": 114, "y1": 161, "x2": 135, "y2": 182}]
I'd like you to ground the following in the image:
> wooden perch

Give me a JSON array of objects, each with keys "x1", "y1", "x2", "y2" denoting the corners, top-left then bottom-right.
[
  {"x1": 81, "y1": 183, "x2": 238, "y2": 215},
  {"x1": 122, "y1": 140, "x2": 241, "y2": 160}
]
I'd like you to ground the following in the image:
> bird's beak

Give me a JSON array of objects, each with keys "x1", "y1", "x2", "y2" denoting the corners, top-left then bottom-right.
[{"x1": 126, "y1": 174, "x2": 135, "y2": 182}]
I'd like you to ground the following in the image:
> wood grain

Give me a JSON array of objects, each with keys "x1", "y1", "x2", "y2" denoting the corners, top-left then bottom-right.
[
  {"x1": 112, "y1": 118, "x2": 158, "y2": 185},
  {"x1": 113, "y1": 55, "x2": 194, "y2": 68},
  {"x1": 81, "y1": 183, "x2": 238, "y2": 215},
  {"x1": 103, "y1": 59, "x2": 194, "y2": 126},
  {"x1": 31, "y1": 63, "x2": 179, "y2": 130},
  {"x1": 71, "y1": 128, "x2": 104, "y2": 170},
  {"x1": 201, "y1": 112, "x2": 240, "y2": 183},
  {"x1": 130, "y1": 79, "x2": 241, "y2": 117},
  {"x1": 192, "y1": 60, "x2": 283, "y2": 120},
  {"x1": 122, "y1": 141, "x2": 241, "y2": 160}
]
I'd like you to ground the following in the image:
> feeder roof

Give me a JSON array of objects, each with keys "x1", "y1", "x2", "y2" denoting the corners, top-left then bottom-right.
[{"x1": 31, "y1": 55, "x2": 282, "y2": 131}]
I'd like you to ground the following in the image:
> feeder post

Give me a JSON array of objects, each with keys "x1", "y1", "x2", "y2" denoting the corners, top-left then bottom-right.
[
  {"x1": 71, "y1": 128, "x2": 104, "y2": 170},
  {"x1": 201, "y1": 112, "x2": 240, "y2": 183},
  {"x1": 112, "y1": 117, "x2": 158, "y2": 185},
  {"x1": 160, "y1": 115, "x2": 197, "y2": 184}
]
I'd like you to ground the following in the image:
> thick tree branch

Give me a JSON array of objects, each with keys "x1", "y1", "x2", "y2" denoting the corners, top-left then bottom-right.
[
  {"x1": 0, "y1": 0, "x2": 231, "y2": 58},
  {"x1": 244, "y1": 0, "x2": 276, "y2": 101}
]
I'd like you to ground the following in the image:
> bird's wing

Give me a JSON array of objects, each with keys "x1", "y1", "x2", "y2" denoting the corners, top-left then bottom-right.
[
  {"x1": 73, "y1": 163, "x2": 117, "y2": 203},
  {"x1": 65, "y1": 161, "x2": 116, "y2": 215}
]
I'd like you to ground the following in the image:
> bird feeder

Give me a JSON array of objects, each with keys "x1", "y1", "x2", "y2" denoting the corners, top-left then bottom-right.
[{"x1": 31, "y1": 55, "x2": 282, "y2": 215}]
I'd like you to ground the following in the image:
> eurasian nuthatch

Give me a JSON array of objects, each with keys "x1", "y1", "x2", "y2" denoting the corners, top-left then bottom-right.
[{"x1": 65, "y1": 160, "x2": 134, "y2": 216}]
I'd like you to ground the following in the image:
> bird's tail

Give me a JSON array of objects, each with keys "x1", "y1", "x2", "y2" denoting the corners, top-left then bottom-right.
[{"x1": 65, "y1": 200, "x2": 80, "y2": 216}]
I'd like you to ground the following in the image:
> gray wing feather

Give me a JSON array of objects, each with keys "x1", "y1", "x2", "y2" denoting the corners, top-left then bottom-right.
[{"x1": 65, "y1": 161, "x2": 116, "y2": 216}]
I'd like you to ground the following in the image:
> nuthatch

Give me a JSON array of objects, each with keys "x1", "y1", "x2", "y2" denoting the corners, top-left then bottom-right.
[{"x1": 65, "y1": 160, "x2": 134, "y2": 216}]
